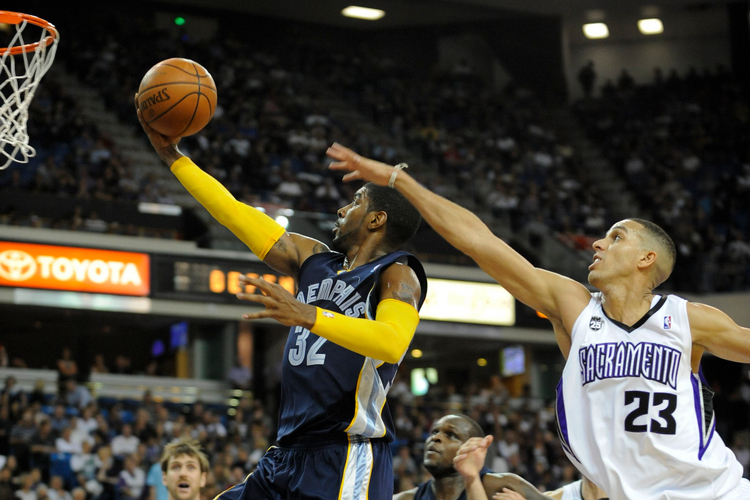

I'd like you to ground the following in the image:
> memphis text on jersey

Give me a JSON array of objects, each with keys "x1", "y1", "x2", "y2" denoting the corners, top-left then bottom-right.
[
  {"x1": 579, "y1": 341, "x2": 682, "y2": 390},
  {"x1": 298, "y1": 278, "x2": 367, "y2": 317}
]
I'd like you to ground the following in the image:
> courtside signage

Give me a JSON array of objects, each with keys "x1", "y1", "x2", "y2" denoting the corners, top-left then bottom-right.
[
  {"x1": 421, "y1": 278, "x2": 515, "y2": 326},
  {"x1": 0, "y1": 242, "x2": 150, "y2": 296}
]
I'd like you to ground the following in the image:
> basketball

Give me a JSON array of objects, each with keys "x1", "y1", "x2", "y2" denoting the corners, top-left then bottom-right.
[{"x1": 137, "y1": 58, "x2": 217, "y2": 137}]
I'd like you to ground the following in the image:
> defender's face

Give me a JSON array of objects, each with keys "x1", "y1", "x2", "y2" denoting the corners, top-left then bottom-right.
[
  {"x1": 423, "y1": 416, "x2": 471, "y2": 470},
  {"x1": 332, "y1": 188, "x2": 370, "y2": 252},
  {"x1": 588, "y1": 219, "x2": 644, "y2": 287},
  {"x1": 163, "y1": 454, "x2": 206, "y2": 500}
]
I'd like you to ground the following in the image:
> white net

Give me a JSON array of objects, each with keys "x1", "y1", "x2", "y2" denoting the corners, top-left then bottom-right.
[{"x1": 0, "y1": 13, "x2": 59, "y2": 170}]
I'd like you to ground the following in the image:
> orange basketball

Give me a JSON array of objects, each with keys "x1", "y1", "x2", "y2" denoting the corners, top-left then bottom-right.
[{"x1": 137, "y1": 58, "x2": 217, "y2": 137}]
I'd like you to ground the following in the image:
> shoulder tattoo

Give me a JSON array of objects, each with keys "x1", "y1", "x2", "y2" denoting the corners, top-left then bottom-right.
[
  {"x1": 312, "y1": 243, "x2": 328, "y2": 254},
  {"x1": 392, "y1": 282, "x2": 417, "y2": 303}
]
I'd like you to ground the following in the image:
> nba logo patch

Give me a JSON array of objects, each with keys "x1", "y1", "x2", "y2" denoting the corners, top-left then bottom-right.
[
  {"x1": 589, "y1": 316, "x2": 603, "y2": 331},
  {"x1": 664, "y1": 316, "x2": 672, "y2": 329}
]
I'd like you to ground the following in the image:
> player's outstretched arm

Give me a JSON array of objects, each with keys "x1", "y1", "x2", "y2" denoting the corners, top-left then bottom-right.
[
  {"x1": 327, "y1": 144, "x2": 590, "y2": 325},
  {"x1": 236, "y1": 264, "x2": 421, "y2": 363},
  {"x1": 689, "y1": 302, "x2": 750, "y2": 363},
  {"x1": 135, "y1": 94, "x2": 326, "y2": 278}
]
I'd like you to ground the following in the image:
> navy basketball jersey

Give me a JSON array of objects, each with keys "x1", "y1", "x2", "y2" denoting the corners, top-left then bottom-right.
[
  {"x1": 413, "y1": 468, "x2": 493, "y2": 500},
  {"x1": 276, "y1": 250, "x2": 427, "y2": 445}
]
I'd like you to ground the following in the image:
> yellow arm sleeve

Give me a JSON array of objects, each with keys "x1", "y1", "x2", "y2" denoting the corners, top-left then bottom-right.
[
  {"x1": 170, "y1": 156, "x2": 286, "y2": 259},
  {"x1": 310, "y1": 299, "x2": 420, "y2": 364}
]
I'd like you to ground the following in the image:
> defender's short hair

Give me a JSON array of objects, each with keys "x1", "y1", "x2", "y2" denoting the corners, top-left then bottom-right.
[
  {"x1": 160, "y1": 437, "x2": 210, "y2": 473},
  {"x1": 631, "y1": 218, "x2": 676, "y2": 275},
  {"x1": 363, "y1": 182, "x2": 421, "y2": 249},
  {"x1": 450, "y1": 414, "x2": 485, "y2": 439}
]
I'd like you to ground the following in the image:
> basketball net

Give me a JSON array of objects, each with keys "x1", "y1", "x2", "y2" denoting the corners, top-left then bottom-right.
[{"x1": 0, "y1": 11, "x2": 59, "y2": 170}]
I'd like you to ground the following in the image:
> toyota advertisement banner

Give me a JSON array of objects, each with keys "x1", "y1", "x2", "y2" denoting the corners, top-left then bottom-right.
[{"x1": 0, "y1": 242, "x2": 150, "y2": 296}]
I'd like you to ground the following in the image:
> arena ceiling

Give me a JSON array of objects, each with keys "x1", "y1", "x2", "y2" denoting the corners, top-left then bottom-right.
[{"x1": 154, "y1": 0, "x2": 732, "y2": 27}]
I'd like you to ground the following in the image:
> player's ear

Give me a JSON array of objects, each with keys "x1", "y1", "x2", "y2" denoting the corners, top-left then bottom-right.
[
  {"x1": 637, "y1": 249, "x2": 657, "y2": 270},
  {"x1": 369, "y1": 211, "x2": 387, "y2": 231},
  {"x1": 200, "y1": 472, "x2": 207, "y2": 488}
]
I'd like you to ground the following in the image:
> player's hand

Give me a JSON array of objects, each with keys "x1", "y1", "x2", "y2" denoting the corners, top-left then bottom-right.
[
  {"x1": 492, "y1": 488, "x2": 526, "y2": 500},
  {"x1": 236, "y1": 275, "x2": 317, "y2": 329},
  {"x1": 453, "y1": 435, "x2": 493, "y2": 481},
  {"x1": 134, "y1": 93, "x2": 181, "y2": 161},
  {"x1": 327, "y1": 143, "x2": 396, "y2": 186}
]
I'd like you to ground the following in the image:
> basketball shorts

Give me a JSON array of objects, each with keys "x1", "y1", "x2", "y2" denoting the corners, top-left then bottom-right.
[{"x1": 215, "y1": 435, "x2": 392, "y2": 500}]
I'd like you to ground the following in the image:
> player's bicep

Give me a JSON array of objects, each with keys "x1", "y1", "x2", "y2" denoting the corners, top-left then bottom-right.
[
  {"x1": 690, "y1": 302, "x2": 750, "y2": 363},
  {"x1": 260, "y1": 232, "x2": 302, "y2": 277},
  {"x1": 378, "y1": 263, "x2": 421, "y2": 308},
  {"x1": 470, "y1": 237, "x2": 589, "y2": 323}
]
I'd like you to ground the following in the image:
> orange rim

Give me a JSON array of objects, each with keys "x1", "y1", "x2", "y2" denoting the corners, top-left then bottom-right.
[{"x1": 0, "y1": 11, "x2": 58, "y2": 56}]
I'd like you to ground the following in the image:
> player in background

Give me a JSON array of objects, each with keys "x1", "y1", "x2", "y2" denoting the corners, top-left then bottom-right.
[
  {"x1": 159, "y1": 438, "x2": 208, "y2": 500},
  {"x1": 136, "y1": 98, "x2": 427, "y2": 500},
  {"x1": 327, "y1": 143, "x2": 750, "y2": 500},
  {"x1": 394, "y1": 414, "x2": 552, "y2": 500}
]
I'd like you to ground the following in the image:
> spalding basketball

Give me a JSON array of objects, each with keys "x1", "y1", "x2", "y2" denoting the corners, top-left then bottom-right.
[{"x1": 137, "y1": 58, "x2": 217, "y2": 137}]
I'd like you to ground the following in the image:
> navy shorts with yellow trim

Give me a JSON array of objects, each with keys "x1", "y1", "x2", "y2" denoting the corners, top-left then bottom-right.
[{"x1": 216, "y1": 436, "x2": 392, "y2": 500}]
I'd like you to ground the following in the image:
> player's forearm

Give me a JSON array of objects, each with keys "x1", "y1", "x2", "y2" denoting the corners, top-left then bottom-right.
[
  {"x1": 157, "y1": 144, "x2": 185, "y2": 166},
  {"x1": 464, "y1": 475, "x2": 489, "y2": 500},
  {"x1": 170, "y1": 156, "x2": 286, "y2": 259},
  {"x1": 311, "y1": 299, "x2": 420, "y2": 363}
]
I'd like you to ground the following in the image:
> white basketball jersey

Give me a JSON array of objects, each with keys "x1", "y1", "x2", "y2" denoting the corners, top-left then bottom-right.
[
  {"x1": 556, "y1": 293, "x2": 743, "y2": 500},
  {"x1": 560, "y1": 480, "x2": 583, "y2": 500}
]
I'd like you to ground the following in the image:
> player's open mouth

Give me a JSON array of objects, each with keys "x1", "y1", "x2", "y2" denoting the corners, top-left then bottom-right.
[
  {"x1": 589, "y1": 255, "x2": 602, "y2": 270},
  {"x1": 178, "y1": 483, "x2": 190, "y2": 490}
]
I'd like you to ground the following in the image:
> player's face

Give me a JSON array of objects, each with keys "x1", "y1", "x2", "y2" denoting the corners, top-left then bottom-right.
[
  {"x1": 588, "y1": 219, "x2": 644, "y2": 288},
  {"x1": 332, "y1": 188, "x2": 370, "y2": 252},
  {"x1": 423, "y1": 416, "x2": 472, "y2": 474},
  {"x1": 163, "y1": 454, "x2": 206, "y2": 500}
]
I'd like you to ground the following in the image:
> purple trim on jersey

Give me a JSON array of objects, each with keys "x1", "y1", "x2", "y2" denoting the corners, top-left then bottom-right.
[
  {"x1": 555, "y1": 378, "x2": 579, "y2": 463},
  {"x1": 691, "y1": 372, "x2": 715, "y2": 460}
]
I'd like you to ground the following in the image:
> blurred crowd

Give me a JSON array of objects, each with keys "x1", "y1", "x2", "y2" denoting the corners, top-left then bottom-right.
[
  {"x1": 575, "y1": 66, "x2": 750, "y2": 292},
  {"x1": 2, "y1": 9, "x2": 749, "y2": 290},
  {"x1": 3, "y1": 364, "x2": 750, "y2": 500}
]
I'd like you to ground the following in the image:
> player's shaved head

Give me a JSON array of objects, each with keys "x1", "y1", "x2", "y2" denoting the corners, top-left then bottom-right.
[{"x1": 630, "y1": 218, "x2": 676, "y2": 287}]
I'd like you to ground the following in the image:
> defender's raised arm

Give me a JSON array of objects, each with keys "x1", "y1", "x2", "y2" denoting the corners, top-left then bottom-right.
[{"x1": 327, "y1": 143, "x2": 590, "y2": 337}]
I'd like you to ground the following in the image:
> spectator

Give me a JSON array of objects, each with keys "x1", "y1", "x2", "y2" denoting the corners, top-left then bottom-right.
[
  {"x1": 30, "y1": 421, "x2": 56, "y2": 477},
  {"x1": 55, "y1": 427, "x2": 80, "y2": 454},
  {"x1": 46, "y1": 477, "x2": 71, "y2": 500},
  {"x1": 49, "y1": 406, "x2": 69, "y2": 434},
  {"x1": 14, "y1": 473, "x2": 37, "y2": 500},
  {"x1": 577, "y1": 61, "x2": 596, "y2": 98},
  {"x1": 110, "y1": 424, "x2": 139, "y2": 457},
  {"x1": 0, "y1": 468, "x2": 13, "y2": 500},
  {"x1": 64, "y1": 381, "x2": 92, "y2": 410},
  {"x1": 90, "y1": 354, "x2": 109, "y2": 375},
  {"x1": 9, "y1": 409, "x2": 37, "y2": 470},
  {"x1": 94, "y1": 446, "x2": 119, "y2": 500},
  {"x1": 117, "y1": 455, "x2": 145, "y2": 500},
  {"x1": 71, "y1": 441, "x2": 98, "y2": 497},
  {"x1": 56, "y1": 348, "x2": 78, "y2": 386},
  {"x1": 226, "y1": 361, "x2": 252, "y2": 392}
]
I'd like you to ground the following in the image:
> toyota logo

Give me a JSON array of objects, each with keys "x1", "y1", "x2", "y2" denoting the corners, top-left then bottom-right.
[{"x1": 0, "y1": 250, "x2": 37, "y2": 281}]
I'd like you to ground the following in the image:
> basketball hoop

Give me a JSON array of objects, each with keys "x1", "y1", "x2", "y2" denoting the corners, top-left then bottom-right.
[{"x1": 0, "y1": 11, "x2": 59, "y2": 170}]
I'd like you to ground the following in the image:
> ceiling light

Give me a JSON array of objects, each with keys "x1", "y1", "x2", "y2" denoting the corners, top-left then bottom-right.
[
  {"x1": 411, "y1": 349, "x2": 423, "y2": 358},
  {"x1": 638, "y1": 18, "x2": 663, "y2": 35},
  {"x1": 477, "y1": 358, "x2": 488, "y2": 367},
  {"x1": 341, "y1": 6, "x2": 385, "y2": 20},
  {"x1": 583, "y1": 23, "x2": 609, "y2": 39}
]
